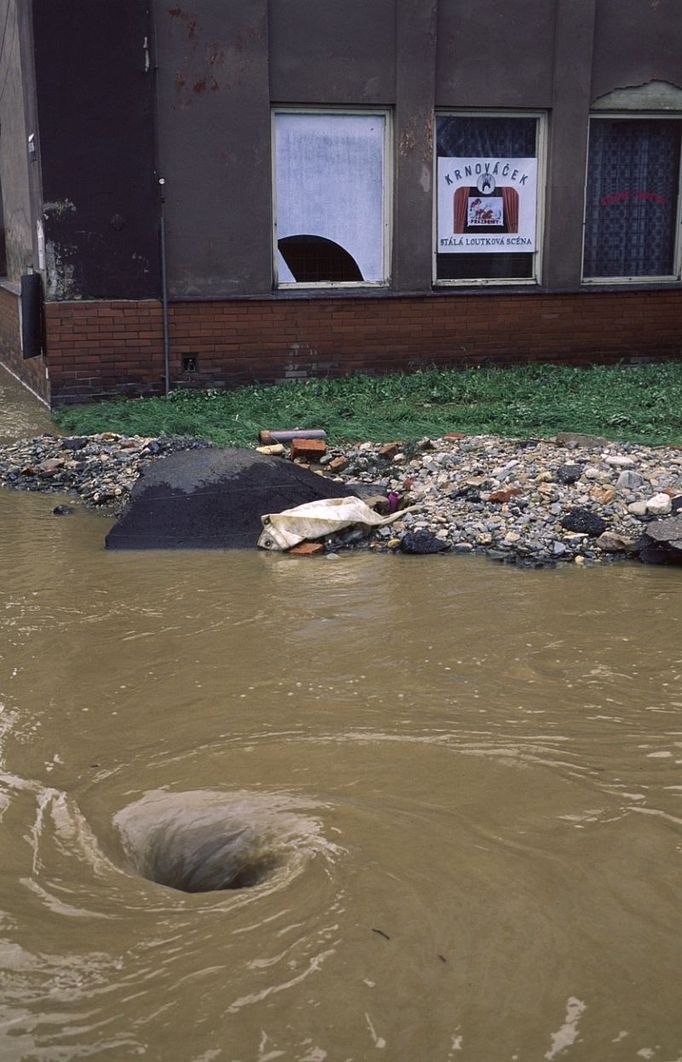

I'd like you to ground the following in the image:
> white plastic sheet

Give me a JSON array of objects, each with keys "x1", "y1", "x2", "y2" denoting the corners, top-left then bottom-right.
[{"x1": 258, "y1": 496, "x2": 411, "y2": 551}]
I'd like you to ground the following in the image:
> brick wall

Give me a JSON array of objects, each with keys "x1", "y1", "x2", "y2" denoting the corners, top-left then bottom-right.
[
  {"x1": 43, "y1": 288, "x2": 681, "y2": 405},
  {"x1": 45, "y1": 300, "x2": 165, "y2": 404},
  {"x1": 0, "y1": 283, "x2": 50, "y2": 403}
]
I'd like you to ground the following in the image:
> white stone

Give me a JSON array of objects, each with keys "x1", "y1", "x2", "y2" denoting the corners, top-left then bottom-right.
[
  {"x1": 604, "y1": 455, "x2": 636, "y2": 468},
  {"x1": 646, "y1": 493, "x2": 672, "y2": 517},
  {"x1": 628, "y1": 500, "x2": 648, "y2": 517}
]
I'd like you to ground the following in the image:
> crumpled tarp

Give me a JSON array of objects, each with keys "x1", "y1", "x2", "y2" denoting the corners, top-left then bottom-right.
[{"x1": 258, "y1": 496, "x2": 412, "y2": 551}]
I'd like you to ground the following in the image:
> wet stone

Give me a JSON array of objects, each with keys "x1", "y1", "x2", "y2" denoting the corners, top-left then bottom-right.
[
  {"x1": 399, "y1": 531, "x2": 450, "y2": 555},
  {"x1": 560, "y1": 508, "x2": 608, "y2": 537},
  {"x1": 556, "y1": 464, "x2": 583, "y2": 485}
]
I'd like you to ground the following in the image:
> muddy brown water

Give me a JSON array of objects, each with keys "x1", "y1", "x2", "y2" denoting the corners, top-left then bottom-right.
[{"x1": 0, "y1": 380, "x2": 681, "y2": 1061}]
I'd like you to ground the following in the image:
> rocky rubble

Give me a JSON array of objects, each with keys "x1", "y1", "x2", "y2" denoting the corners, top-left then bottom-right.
[
  {"x1": 321, "y1": 432, "x2": 682, "y2": 566},
  {"x1": 1, "y1": 429, "x2": 681, "y2": 565},
  {"x1": 0, "y1": 432, "x2": 209, "y2": 513}
]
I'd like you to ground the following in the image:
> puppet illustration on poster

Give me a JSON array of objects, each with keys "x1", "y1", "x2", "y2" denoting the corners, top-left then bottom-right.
[{"x1": 437, "y1": 157, "x2": 538, "y2": 253}]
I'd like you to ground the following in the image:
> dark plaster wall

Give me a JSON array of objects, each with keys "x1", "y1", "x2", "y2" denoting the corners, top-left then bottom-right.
[
  {"x1": 436, "y1": 0, "x2": 555, "y2": 108},
  {"x1": 592, "y1": 0, "x2": 682, "y2": 99},
  {"x1": 135, "y1": 0, "x2": 682, "y2": 300},
  {"x1": 393, "y1": 0, "x2": 437, "y2": 292},
  {"x1": 21, "y1": 0, "x2": 682, "y2": 305},
  {"x1": 543, "y1": 0, "x2": 597, "y2": 289},
  {"x1": 32, "y1": 0, "x2": 158, "y2": 300},
  {"x1": 153, "y1": 0, "x2": 272, "y2": 297},
  {"x1": 268, "y1": 0, "x2": 395, "y2": 105}
]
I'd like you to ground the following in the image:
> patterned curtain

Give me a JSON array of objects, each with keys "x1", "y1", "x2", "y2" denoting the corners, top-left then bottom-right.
[{"x1": 583, "y1": 119, "x2": 680, "y2": 278}]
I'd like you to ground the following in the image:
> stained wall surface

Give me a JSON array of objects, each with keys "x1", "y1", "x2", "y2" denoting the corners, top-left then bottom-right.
[
  {"x1": 0, "y1": 0, "x2": 35, "y2": 281},
  {"x1": 1, "y1": 0, "x2": 680, "y2": 403},
  {"x1": 31, "y1": 0, "x2": 159, "y2": 301}
]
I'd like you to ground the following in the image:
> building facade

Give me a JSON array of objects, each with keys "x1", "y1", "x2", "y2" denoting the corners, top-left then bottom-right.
[{"x1": 0, "y1": 0, "x2": 681, "y2": 406}]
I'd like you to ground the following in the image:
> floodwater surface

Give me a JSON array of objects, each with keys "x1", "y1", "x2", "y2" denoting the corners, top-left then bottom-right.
[
  {"x1": 0, "y1": 386, "x2": 680, "y2": 1061},
  {"x1": 0, "y1": 365, "x2": 53, "y2": 444}
]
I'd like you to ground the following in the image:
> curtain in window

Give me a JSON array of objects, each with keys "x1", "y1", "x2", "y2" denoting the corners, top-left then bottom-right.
[{"x1": 583, "y1": 120, "x2": 680, "y2": 278}]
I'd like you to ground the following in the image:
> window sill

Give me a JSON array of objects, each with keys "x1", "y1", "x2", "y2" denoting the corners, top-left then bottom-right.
[
  {"x1": 581, "y1": 276, "x2": 681, "y2": 287},
  {"x1": 434, "y1": 278, "x2": 538, "y2": 288}
]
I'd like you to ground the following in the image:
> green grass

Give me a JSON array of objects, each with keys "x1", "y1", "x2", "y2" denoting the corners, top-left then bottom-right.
[{"x1": 53, "y1": 362, "x2": 682, "y2": 448}]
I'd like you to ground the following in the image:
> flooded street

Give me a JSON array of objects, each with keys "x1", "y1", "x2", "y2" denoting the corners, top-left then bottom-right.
[
  {"x1": 0, "y1": 366, "x2": 53, "y2": 445},
  {"x1": 0, "y1": 380, "x2": 681, "y2": 1061}
]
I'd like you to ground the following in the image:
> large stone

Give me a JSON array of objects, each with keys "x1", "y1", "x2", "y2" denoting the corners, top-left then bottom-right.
[
  {"x1": 596, "y1": 531, "x2": 633, "y2": 552},
  {"x1": 105, "y1": 448, "x2": 356, "y2": 550},
  {"x1": 646, "y1": 493, "x2": 672, "y2": 517},
  {"x1": 634, "y1": 514, "x2": 682, "y2": 565},
  {"x1": 555, "y1": 432, "x2": 609, "y2": 448},
  {"x1": 399, "y1": 531, "x2": 450, "y2": 555}
]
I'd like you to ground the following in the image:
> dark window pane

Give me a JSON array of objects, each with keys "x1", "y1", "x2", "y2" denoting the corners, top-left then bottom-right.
[
  {"x1": 437, "y1": 116, "x2": 536, "y2": 158},
  {"x1": 436, "y1": 252, "x2": 534, "y2": 281},
  {"x1": 278, "y1": 235, "x2": 363, "y2": 283}
]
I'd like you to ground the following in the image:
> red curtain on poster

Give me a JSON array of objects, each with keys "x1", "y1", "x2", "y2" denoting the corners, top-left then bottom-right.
[
  {"x1": 501, "y1": 187, "x2": 519, "y2": 233},
  {"x1": 453, "y1": 187, "x2": 470, "y2": 233}
]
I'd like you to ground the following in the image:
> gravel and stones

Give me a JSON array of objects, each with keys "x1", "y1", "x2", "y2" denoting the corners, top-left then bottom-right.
[
  {"x1": 1, "y1": 430, "x2": 681, "y2": 566},
  {"x1": 326, "y1": 434, "x2": 682, "y2": 567},
  {"x1": 0, "y1": 432, "x2": 210, "y2": 513}
]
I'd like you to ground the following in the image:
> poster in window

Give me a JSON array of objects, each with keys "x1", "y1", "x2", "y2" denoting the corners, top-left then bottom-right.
[{"x1": 437, "y1": 157, "x2": 537, "y2": 253}]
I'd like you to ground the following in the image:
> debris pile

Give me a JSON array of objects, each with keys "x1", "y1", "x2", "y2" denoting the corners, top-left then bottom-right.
[{"x1": 1, "y1": 429, "x2": 681, "y2": 565}]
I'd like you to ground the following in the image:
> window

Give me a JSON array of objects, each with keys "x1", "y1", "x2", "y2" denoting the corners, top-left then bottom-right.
[
  {"x1": 435, "y1": 113, "x2": 543, "y2": 284},
  {"x1": 583, "y1": 117, "x2": 682, "y2": 281},
  {"x1": 273, "y1": 111, "x2": 389, "y2": 287}
]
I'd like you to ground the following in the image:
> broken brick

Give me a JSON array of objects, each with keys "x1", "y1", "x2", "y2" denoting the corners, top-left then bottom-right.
[
  {"x1": 289, "y1": 438, "x2": 327, "y2": 462},
  {"x1": 488, "y1": 487, "x2": 522, "y2": 503},
  {"x1": 288, "y1": 541, "x2": 325, "y2": 556}
]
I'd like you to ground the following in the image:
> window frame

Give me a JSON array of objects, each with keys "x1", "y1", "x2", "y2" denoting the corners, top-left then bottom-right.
[
  {"x1": 581, "y1": 112, "x2": 682, "y2": 286},
  {"x1": 432, "y1": 109, "x2": 547, "y2": 288},
  {"x1": 271, "y1": 106, "x2": 393, "y2": 290}
]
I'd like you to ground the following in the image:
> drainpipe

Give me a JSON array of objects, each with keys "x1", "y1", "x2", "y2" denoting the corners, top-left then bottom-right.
[
  {"x1": 159, "y1": 177, "x2": 170, "y2": 396},
  {"x1": 147, "y1": 15, "x2": 171, "y2": 397}
]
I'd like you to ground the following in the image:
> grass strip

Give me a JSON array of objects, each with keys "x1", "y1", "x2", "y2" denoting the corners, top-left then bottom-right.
[{"x1": 53, "y1": 362, "x2": 682, "y2": 448}]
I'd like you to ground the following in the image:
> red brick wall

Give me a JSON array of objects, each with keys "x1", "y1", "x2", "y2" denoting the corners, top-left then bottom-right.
[
  {"x1": 45, "y1": 300, "x2": 165, "y2": 404},
  {"x1": 0, "y1": 284, "x2": 50, "y2": 403},
  {"x1": 43, "y1": 289, "x2": 681, "y2": 405}
]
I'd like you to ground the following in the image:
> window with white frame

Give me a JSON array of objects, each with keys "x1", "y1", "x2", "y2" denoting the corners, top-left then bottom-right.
[
  {"x1": 583, "y1": 117, "x2": 682, "y2": 281},
  {"x1": 273, "y1": 111, "x2": 389, "y2": 287},
  {"x1": 435, "y1": 113, "x2": 542, "y2": 283}
]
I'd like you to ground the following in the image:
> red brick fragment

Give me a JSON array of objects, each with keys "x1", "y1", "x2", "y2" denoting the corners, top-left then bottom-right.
[
  {"x1": 289, "y1": 438, "x2": 327, "y2": 462},
  {"x1": 488, "y1": 487, "x2": 522, "y2": 503},
  {"x1": 288, "y1": 541, "x2": 325, "y2": 556},
  {"x1": 444, "y1": 433, "x2": 466, "y2": 441}
]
